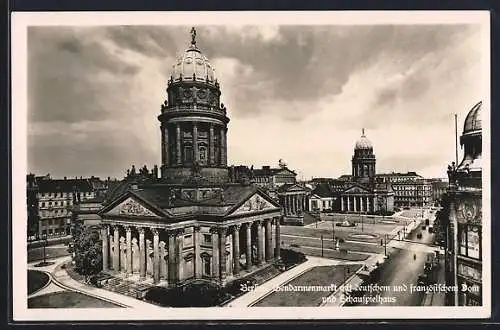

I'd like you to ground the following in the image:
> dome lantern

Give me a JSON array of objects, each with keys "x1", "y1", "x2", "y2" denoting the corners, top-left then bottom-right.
[{"x1": 171, "y1": 27, "x2": 216, "y2": 84}]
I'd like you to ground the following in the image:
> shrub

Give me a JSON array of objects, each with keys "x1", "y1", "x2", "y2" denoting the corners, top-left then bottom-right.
[
  {"x1": 145, "y1": 281, "x2": 227, "y2": 307},
  {"x1": 280, "y1": 249, "x2": 306, "y2": 268},
  {"x1": 225, "y1": 277, "x2": 257, "y2": 297}
]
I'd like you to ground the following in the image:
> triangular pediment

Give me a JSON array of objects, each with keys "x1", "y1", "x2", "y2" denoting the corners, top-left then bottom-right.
[
  {"x1": 275, "y1": 168, "x2": 297, "y2": 176},
  {"x1": 283, "y1": 183, "x2": 307, "y2": 192},
  {"x1": 343, "y1": 184, "x2": 370, "y2": 194},
  {"x1": 104, "y1": 196, "x2": 161, "y2": 218},
  {"x1": 229, "y1": 192, "x2": 280, "y2": 216}
]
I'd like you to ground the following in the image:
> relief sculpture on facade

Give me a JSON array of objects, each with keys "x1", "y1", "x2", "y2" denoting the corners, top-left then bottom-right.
[{"x1": 119, "y1": 199, "x2": 156, "y2": 217}]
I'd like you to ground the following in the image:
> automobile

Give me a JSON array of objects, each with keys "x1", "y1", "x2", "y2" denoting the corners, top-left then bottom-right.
[
  {"x1": 416, "y1": 233, "x2": 423, "y2": 239},
  {"x1": 424, "y1": 262, "x2": 434, "y2": 273},
  {"x1": 404, "y1": 207, "x2": 411, "y2": 210},
  {"x1": 417, "y1": 274, "x2": 428, "y2": 286},
  {"x1": 428, "y1": 226, "x2": 434, "y2": 233}
]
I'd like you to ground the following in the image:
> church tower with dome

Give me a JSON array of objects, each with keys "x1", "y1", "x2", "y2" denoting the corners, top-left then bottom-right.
[
  {"x1": 352, "y1": 128, "x2": 376, "y2": 182},
  {"x1": 98, "y1": 28, "x2": 282, "y2": 291},
  {"x1": 159, "y1": 27, "x2": 230, "y2": 184},
  {"x1": 338, "y1": 128, "x2": 394, "y2": 214}
]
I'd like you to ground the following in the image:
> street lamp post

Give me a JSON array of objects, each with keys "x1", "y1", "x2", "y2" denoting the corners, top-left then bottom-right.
[
  {"x1": 344, "y1": 265, "x2": 351, "y2": 283},
  {"x1": 321, "y1": 235, "x2": 324, "y2": 257},
  {"x1": 42, "y1": 232, "x2": 47, "y2": 264},
  {"x1": 384, "y1": 234, "x2": 388, "y2": 257},
  {"x1": 361, "y1": 212, "x2": 365, "y2": 232},
  {"x1": 332, "y1": 220, "x2": 336, "y2": 249}
]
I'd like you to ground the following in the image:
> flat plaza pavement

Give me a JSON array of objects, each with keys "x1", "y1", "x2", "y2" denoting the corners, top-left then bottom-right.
[{"x1": 28, "y1": 256, "x2": 161, "y2": 309}]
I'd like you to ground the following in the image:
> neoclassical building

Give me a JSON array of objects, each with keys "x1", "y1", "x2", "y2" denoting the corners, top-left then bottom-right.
[
  {"x1": 228, "y1": 163, "x2": 308, "y2": 225},
  {"x1": 339, "y1": 129, "x2": 394, "y2": 214},
  {"x1": 98, "y1": 29, "x2": 282, "y2": 286}
]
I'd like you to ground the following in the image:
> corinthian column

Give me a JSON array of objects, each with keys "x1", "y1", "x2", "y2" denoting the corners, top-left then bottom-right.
[
  {"x1": 209, "y1": 124, "x2": 215, "y2": 165},
  {"x1": 113, "y1": 226, "x2": 119, "y2": 271},
  {"x1": 176, "y1": 124, "x2": 181, "y2": 165},
  {"x1": 265, "y1": 219, "x2": 272, "y2": 261},
  {"x1": 167, "y1": 230, "x2": 177, "y2": 284},
  {"x1": 164, "y1": 126, "x2": 169, "y2": 166},
  {"x1": 125, "y1": 226, "x2": 132, "y2": 275},
  {"x1": 220, "y1": 128, "x2": 226, "y2": 166},
  {"x1": 219, "y1": 227, "x2": 227, "y2": 281},
  {"x1": 274, "y1": 217, "x2": 281, "y2": 259},
  {"x1": 256, "y1": 221, "x2": 263, "y2": 265},
  {"x1": 232, "y1": 225, "x2": 240, "y2": 275},
  {"x1": 245, "y1": 223, "x2": 252, "y2": 269},
  {"x1": 153, "y1": 229, "x2": 160, "y2": 284},
  {"x1": 193, "y1": 226, "x2": 201, "y2": 279},
  {"x1": 138, "y1": 228, "x2": 146, "y2": 279},
  {"x1": 101, "y1": 226, "x2": 109, "y2": 272},
  {"x1": 193, "y1": 123, "x2": 199, "y2": 162},
  {"x1": 210, "y1": 227, "x2": 220, "y2": 279}
]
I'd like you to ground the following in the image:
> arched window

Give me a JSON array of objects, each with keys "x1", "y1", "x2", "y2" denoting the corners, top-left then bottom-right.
[
  {"x1": 201, "y1": 253, "x2": 211, "y2": 276},
  {"x1": 199, "y1": 146, "x2": 207, "y2": 165},
  {"x1": 184, "y1": 146, "x2": 193, "y2": 163}
]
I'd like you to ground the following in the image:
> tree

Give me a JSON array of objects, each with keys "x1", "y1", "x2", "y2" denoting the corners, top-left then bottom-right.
[{"x1": 69, "y1": 226, "x2": 102, "y2": 282}]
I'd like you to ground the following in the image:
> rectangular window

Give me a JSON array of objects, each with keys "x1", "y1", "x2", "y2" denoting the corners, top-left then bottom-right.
[
  {"x1": 204, "y1": 234, "x2": 212, "y2": 244},
  {"x1": 184, "y1": 234, "x2": 193, "y2": 246},
  {"x1": 203, "y1": 257, "x2": 211, "y2": 276},
  {"x1": 467, "y1": 226, "x2": 481, "y2": 259}
]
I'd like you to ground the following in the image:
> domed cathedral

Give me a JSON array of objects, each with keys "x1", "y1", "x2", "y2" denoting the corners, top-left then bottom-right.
[
  {"x1": 339, "y1": 129, "x2": 394, "y2": 214},
  {"x1": 98, "y1": 28, "x2": 282, "y2": 289},
  {"x1": 441, "y1": 101, "x2": 483, "y2": 306},
  {"x1": 352, "y1": 128, "x2": 376, "y2": 183},
  {"x1": 159, "y1": 27, "x2": 229, "y2": 184}
]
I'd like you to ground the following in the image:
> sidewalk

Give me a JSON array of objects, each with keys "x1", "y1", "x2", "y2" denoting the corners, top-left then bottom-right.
[
  {"x1": 29, "y1": 256, "x2": 161, "y2": 309},
  {"x1": 226, "y1": 256, "x2": 341, "y2": 307}
]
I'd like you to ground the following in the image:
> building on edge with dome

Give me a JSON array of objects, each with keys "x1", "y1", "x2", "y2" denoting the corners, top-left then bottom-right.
[
  {"x1": 97, "y1": 28, "x2": 282, "y2": 287},
  {"x1": 438, "y1": 101, "x2": 483, "y2": 306}
]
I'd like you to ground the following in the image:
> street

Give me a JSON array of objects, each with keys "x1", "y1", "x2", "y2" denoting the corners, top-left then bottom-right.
[{"x1": 353, "y1": 210, "x2": 445, "y2": 306}]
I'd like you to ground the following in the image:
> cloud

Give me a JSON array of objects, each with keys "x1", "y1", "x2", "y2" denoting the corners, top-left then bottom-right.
[{"x1": 26, "y1": 24, "x2": 484, "y2": 179}]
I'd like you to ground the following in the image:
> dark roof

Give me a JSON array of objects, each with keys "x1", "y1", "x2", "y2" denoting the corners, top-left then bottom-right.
[
  {"x1": 105, "y1": 181, "x2": 262, "y2": 212},
  {"x1": 312, "y1": 183, "x2": 336, "y2": 197},
  {"x1": 252, "y1": 166, "x2": 296, "y2": 177},
  {"x1": 376, "y1": 172, "x2": 421, "y2": 177},
  {"x1": 37, "y1": 179, "x2": 94, "y2": 193}
]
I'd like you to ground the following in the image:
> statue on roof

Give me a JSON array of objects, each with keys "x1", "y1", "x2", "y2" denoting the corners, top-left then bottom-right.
[
  {"x1": 190, "y1": 27, "x2": 197, "y2": 46},
  {"x1": 278, "y1": 159, "x2": 287, "y2": 169}
]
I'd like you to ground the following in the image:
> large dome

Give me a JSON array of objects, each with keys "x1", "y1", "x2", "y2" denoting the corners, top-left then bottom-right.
[
  {"x1": 171, "y1": 28, "x2": 216, "y2": 83},
  {"x1": 355, "y1": 129, "x2": 373, "y2": 150},
  {"x1": 463, "y1": 101, "x2": 482, "y2": 134}
]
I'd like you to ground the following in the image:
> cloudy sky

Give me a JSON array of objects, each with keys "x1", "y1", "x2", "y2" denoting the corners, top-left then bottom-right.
[{"x1": 27, "y1": 24, "x2": 484, "y2": 180}]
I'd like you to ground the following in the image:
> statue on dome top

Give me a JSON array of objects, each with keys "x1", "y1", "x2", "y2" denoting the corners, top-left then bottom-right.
[{"x1": 190, "y1": 27, "x2": 197, "y2": 47}]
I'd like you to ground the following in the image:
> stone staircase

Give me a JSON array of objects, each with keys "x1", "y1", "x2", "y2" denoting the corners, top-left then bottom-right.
[
  {"x1": 251, "y1": 264, "x2": 282, "y2": 285},
  {"x1": 100, "y1": 276, "x2": 153, "y2": 299}
]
